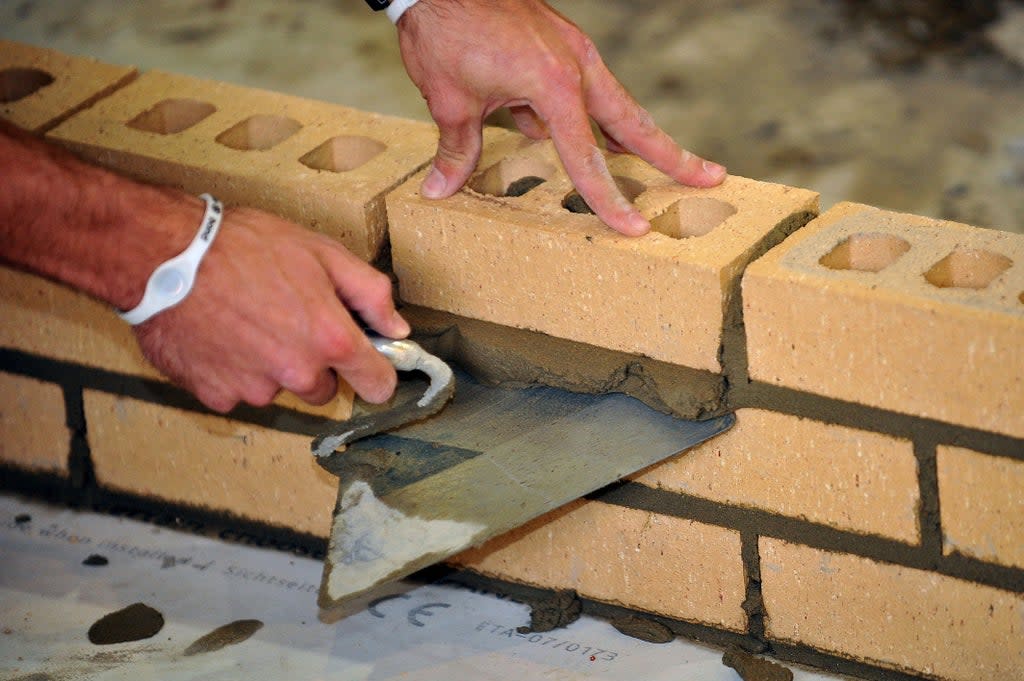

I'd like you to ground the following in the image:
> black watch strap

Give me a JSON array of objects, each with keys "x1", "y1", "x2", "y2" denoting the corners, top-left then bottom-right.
[{"x1": 365, "y1": 0, "x2": 391, "y2": 10}]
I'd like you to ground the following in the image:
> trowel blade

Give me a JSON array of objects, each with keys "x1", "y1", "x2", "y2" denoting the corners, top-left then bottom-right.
[{"x1": 317, "y1": 369, "x2": 734, "y2": 611}]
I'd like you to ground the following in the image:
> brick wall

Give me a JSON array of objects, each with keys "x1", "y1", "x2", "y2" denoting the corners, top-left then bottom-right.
[{"x1": 2, "y1": 42, "x2": 1022, "y2": 681}]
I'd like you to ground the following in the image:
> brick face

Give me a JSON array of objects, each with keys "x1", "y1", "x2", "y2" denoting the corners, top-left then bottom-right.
[
  {"x1": 454, "y1": 499, "x2": 747, "y2": 631},
  {"x1": 632, "y1": 408, "x2": 920, "y2": 543},
  {"x1": 84, "y1": 391, "x2": 338, "y2": 537},
  {"x1": 0, "y1": 266, "x2": 161, "y2": 378},
  {"x1": 389, "y1": 131, "x2": 818, "y2": 371},
  {"x1": 938, "y1": 445, "x2": 1024, "y2": 570},
  {"x1": 0, "y1": 39, "x2": 136, "y2": 133},
  {"x1": 760, "y1": 538, "x2": 1024, "y2": 681},
  {"x1": 743, "y1": 202, "x2": 1024, "y2": 439},
  {"x1": 0, "y1": 372, "x2": 69, "y2": 476},
  {"x1": 47, "y1": 70, "x2": 437, "y2": 261}
]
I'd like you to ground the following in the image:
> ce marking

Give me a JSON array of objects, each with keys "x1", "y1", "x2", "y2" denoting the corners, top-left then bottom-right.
[{"x1": 368, "y1": 594, "x2": 451, "y2": 627}]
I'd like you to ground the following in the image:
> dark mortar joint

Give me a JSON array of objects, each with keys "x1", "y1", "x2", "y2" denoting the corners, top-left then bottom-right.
[
  {"x1": 719, "y1": 210, "x2": 818, "y2": 406},
  {"x1": 740, "y1": 532, "x2": 770, "y2": 653}
]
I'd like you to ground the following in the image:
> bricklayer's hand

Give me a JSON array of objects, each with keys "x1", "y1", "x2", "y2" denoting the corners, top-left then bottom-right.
[
  {"x1": 134, "y1": 206, "x2": 410, "y2": 413},
  {"x1": 396, "y1": 0, "x2": 727, "y2": 236}
]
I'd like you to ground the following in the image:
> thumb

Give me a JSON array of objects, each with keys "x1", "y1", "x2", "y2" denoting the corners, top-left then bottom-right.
[{"x1": 421, "y1": 109, "x2": 484, "y2": 199}]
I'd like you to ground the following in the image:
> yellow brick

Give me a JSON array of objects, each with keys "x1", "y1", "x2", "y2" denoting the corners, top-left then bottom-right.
[
  {"x1": 0, "y1": 372, "x2": 69, "y2": 475},
  {"x1": 454, "y1": 499, "x2": 747, "y2": 631},
  {"x1": 1, "y1": 266, "x2": 160, "y2": 378},
  {"x1": 47, "y1": 70, "x2": 437, "y2": 261},
  {"x1": 0, "y1": 40, "x2": 135, "y2": 133},
  {"x1": 632, "y1": 408, "x2": 920, "y2": 542},
  {"x1": 84, "y1": 391, "x2": 337, "y2": 538},
  {"x1": 761, "y1": 538, "x2": 1024, "y2": 681},
  {"x1": 389, "y1": 132, "x2": 818, "y2": 371},
  {"x1": 938, "y1": 445, "x2": 1024, "y2": 570},
  {"x1": 0, "y1": 266, "x2": 354, "y2": 420},
  {"x1": 744, "y1": 202, "x2": 1024, "y2": 439}
]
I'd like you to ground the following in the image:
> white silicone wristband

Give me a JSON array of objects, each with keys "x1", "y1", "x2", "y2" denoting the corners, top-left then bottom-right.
[
  {"x1": 386, "y1": 0, "x2": 419, "y2": 23},
  {"x1": 118, "y1": 194, "x2": 224, "y2": 326}
]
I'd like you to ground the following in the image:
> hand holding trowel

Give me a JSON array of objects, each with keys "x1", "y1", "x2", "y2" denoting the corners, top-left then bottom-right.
[{"x1": 312, "y1": 333, "x2": 734, "y2": 610}]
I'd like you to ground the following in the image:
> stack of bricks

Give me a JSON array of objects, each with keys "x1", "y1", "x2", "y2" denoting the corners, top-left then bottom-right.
[{"x1": 1, "y1": 41, "x2": 1021, "y2": 681}]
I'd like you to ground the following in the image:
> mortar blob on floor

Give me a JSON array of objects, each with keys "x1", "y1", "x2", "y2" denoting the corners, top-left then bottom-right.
[
  {"x1": 184, "y1": 619, "x2": 264, "y2": 656},
  {"x1": 87, "y1": 603, "x2": 165, "y2": 645}
]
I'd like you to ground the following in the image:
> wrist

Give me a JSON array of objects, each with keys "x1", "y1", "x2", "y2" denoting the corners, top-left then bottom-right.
[
  {"x1": 100, "y1": 187, "x2": 206, "y2": 313},
  {"x1": 117, "y1": 193, "x2": 224, "y2": 325}
]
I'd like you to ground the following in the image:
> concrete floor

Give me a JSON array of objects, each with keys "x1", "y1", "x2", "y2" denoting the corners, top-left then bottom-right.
[{"x1": 2, "y1": 0, "x2": 1023, "y2": 233}]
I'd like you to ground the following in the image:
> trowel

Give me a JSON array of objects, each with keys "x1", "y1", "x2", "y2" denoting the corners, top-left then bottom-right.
[{"x1": 312, "y1": 335, "x2": 735, "y2": 610}]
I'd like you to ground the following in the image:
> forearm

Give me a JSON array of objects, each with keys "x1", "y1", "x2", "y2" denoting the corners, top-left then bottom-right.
[{"x1": 0, "y1": 120, "x2": 203, "y2": 311}]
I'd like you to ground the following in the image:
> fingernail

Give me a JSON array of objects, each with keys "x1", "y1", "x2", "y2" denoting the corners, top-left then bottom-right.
[
  {"x1": 421, "y1": 165, "x2": 447, "y2": 199},
  {"x1": 703, "y1": 159, "x2": 727, "y2": 179},
  {"x1": 628, "y1": 212, "x2": 650, "y2": 236},
  {"x1": 393, "y1": 311, "x2": 411, "y2": 337}
]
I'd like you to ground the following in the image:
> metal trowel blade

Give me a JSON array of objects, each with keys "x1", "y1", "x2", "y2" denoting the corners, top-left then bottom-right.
[{"x1": 317, "y1": 369, "x2": 734, "y2": 610}]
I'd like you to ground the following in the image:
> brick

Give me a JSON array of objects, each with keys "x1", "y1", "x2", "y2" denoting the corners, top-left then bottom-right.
[
  {"x1": 389, "y1": 132, "x2": 818, "y2": 371},
  {"x1": 1, "y1": 265, "x2": 160, "y2": 378},
  {"x1": 84, "y1": 391, "x2": 337, "y2": 538},
  {"x1": 47, "y1": 70, "x2": 437, "y2": 261},
  {"x1": 0, "y1": 266, "x2": 352, "y2": 419},
  {"x1": 454, "y1": 499, "x2": 747, "y2": 631},
  {"x1": 760, "y1": 538, "x2": 1024, "y2": 681},
  {"x1": 743, "y1": 202, "x2": 1024, "y2": 439},
  {"x1": 631, "y1": 408, "x2": 920, "y2": 543},
  {"x1": 0, "y1": 372, "x2": 69, "y2": 476},
  {"x1": 0, "y1": 40, "x2": 135, "y2": 133},
  {"x1": 938, "y1": 445, "x2": 1024, "y2": 570}
]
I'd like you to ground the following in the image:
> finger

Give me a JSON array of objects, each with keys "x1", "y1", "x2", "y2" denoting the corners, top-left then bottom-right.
[
  {"x1": 509, "y1": 105, "x2": 549, "y2": 140},
  {"x1": 191, "y1": 376, "x2": 240, "y2": 414},
  {"x1": 585, "y1": 62, "x2": 726, "y2": 188},
  {"x1": 315, "y1": 306, "x2": 398, "y2": 404},
  {"x1": 598, "y1": 125, "x2": 628, "y2": 154},
  {"x1": 240, "y1": 377, "x2": 280, "y2": 408},
  {"x1": 539, "y1": 96, "x2": 650, "y2": 236},
  {"x1": 421, "y1": 98, "x2": 485, "y2": 199},
  {"x1": 281, "y1": 367, "x2": 338, "y2": 406},
  {"x1": 320, "y1": 244, "x2": 410, "y2": 339}
]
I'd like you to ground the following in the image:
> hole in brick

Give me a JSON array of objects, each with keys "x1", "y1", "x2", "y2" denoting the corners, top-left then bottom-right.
[
  {"x1": 649, "y1": 197, "x2": 738, "y2": 239},
  {"x1": 469, "y1": 158, "x2": 557, "y2": 197},
  {"x1": 819, "y1": 232, "x2": 911, "y2": 272},
  {"x1": 215, "y1": 115, "x2": 302, "y2": 151},
  {"x1": 125, "y1": 98, "x2": 217, "y2": 135},
  {"x1": 0, "y1": 67, "x2": 55, "y2": 103},
  {"x1": 562, "y1": 176, "x2": 645, "y2": 215},
  {"x1": 923, "y1": 248, "x2": 1013, "y2": 290},
  {"x1": 299, "y1": 135, "x2": 386, "y2": 172}
]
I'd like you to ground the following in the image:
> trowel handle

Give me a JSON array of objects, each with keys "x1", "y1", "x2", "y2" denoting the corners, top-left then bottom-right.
[
  {"x1": 368, "y1": 335, "x2": 454, "y2": 408},
  {"x1": 310, "y1": 335, "x2": 457, "y2": 458}
]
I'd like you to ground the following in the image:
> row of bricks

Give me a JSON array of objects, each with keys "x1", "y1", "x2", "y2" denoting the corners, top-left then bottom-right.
[
  {"x1": 4, "y1": 369, "x2": 1021, "y2": 573},
  {"x1": 6, "y1": 40, "x2": 1022, "y2": 439},
  {"x1": 2, "y1": 370, "x2": 1020, "y2": 681},
  {"x1": 388, "y1": 150, "x2": 1024, "y2": 439}
]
